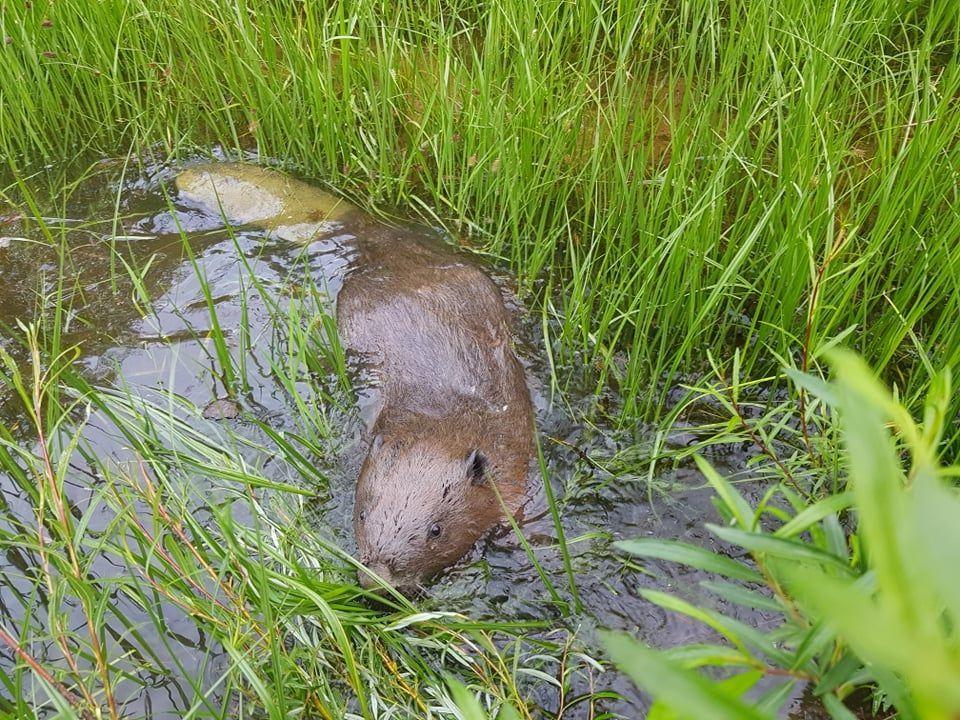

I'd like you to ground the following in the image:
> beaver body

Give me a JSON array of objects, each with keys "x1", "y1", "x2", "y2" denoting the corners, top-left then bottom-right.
[
  {"x1": 338, "y1": 227, "x2": 533, "y2": 590},
  {"x1": 176, "y1": 164, "x2": 534, "y2": 592}
]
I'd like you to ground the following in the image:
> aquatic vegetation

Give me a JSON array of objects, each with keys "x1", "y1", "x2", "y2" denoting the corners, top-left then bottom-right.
[
  {"x1": 2, "y1": 0, "x2": 959, "y2": 425},
  {"x1": 1, "y1": 0, "x2": 959, "y2": 718},
  {"x1": 607, "y1": 351, "x2": 960, "y2": 719},
  {"x1": 0, "y1": 294, "x2": 593, "y2": 719},
  {"x1": 0, "y1": 172, "x2": 613, "y2": 718}
]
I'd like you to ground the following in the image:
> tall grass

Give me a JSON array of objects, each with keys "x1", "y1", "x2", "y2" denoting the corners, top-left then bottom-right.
[
  {"x1": 0, "y1": 352, "x2": 540, "y2": 718},
  {"x1": 2, "y1": 2, "x2": 960, "y2": 717},
  {"x1": 2, "y1": 0, "x2": 958, "y2": 424}
]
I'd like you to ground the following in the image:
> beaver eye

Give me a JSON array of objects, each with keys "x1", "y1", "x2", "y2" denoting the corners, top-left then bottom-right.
[
  {"x1": 358, "y1": 510, "x2": 366, "y2": 521},
  {"x1": 428, "y1": 523, "x2": 442, "y2": 538}
]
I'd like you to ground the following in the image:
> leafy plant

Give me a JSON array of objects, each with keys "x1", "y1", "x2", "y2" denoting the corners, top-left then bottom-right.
[
  {"x1": 604, "y1": 350, "x2": 960, "y2": 719},
  {"x1": 3, "y1": 0, "x2": 960, "y2": 425}
]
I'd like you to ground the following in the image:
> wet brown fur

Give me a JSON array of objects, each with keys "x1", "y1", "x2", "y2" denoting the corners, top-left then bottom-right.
[{"x1": 339, "y1": 227, "x2": 533, "y2": 591}]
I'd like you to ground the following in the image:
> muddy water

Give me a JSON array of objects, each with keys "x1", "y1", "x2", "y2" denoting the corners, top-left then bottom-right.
[{"x1": 0, "y1": 157, "x2": 799, "y2": 717}]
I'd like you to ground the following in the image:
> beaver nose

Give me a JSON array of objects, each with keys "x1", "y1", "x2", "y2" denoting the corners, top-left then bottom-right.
[{"x1": 358, "y1": 562, "x2": 395, "y2": 591}]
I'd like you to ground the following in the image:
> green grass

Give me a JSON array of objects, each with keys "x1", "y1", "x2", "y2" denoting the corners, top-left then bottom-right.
[
  {"x1": 606, "y1": 351, "x2": 960, "y2": 720},
  {"x1": 0, "y1": 202, "x2": 605, "y2": 717},
  {"x1": 2, "y1": 1, "x2": 960, "y2": 718},
  {"x1": 2, "y1": 0, "x2": 959, "y2": 424},
  {"x1": 0, "y1": 358, "x2": 543, "y2": 719}
]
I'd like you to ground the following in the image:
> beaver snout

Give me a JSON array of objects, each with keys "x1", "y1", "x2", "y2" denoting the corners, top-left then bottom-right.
[{"x1": 359, "y1": 561, "x2": 405, "y2": 593}]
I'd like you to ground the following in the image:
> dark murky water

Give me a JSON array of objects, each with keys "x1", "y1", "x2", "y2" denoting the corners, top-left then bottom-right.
[{"x1": 0, "y1": 155, "x2": 809, "y2": 718}]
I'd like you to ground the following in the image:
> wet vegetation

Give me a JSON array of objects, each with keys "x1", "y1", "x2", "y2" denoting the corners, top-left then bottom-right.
[
  {"x1": 608, "y1": 352, "x2": 960, "y2": 719},
  {"x1": 1, "y1": 0, "x2": 959, "y2": 718}
]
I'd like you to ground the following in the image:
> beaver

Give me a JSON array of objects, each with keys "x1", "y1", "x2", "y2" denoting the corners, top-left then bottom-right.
[{"x1": 176, "y1": 163, "x2": 534, "y2": 593}]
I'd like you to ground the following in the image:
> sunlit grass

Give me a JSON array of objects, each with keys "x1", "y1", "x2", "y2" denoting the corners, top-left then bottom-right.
[{"x1": 2, "y1": 0, "x2": 958, "y2": 425}]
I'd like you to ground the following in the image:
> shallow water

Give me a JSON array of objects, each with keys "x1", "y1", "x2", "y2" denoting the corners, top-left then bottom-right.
[{"x1": 0, "y1": 156, "x2": 813, "y2": 718}]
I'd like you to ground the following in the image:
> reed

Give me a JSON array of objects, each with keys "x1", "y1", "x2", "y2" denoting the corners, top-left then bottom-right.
[
  {"x1": 2, "y1": 0, "x2": 957, "y2": 425},
  {"x1": 2, "y1": 1, "x2": 959, "y2": 716}
]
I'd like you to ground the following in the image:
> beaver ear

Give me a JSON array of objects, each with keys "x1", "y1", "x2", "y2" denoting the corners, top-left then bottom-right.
[
  {"x1": 370, "y1": 434, "x2": 383, "y2": 453},
  {"x1": 466, "y1": 449, "x2": 488, "y2": 486}
]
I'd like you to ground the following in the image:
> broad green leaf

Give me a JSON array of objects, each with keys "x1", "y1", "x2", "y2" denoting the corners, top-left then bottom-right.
[
  {"x1": 663, "y1": 643, "x2": 755, "y2": 669},
  {"x1": 785, "y1": 367, "x2": 840, "y2": 407},
  {"x1": 822, "y1": 512, "x2": 850, "y2": 562},
  {"x1": 830, "y1": 351, "x2": 916, "y2": 627},
  {"x1": 699, "y1": 580, "x2": 782, "y2": 612},
  {"x1": 828, "y1": 348, "x2": 920, "y2": 448},
  {"x1": 447, "y1": 678, "x2": 490, "y2": 720},
  {"x1": 639, "y1": 590, "x2": 750, "y2": 653},
  {"x1": 640, "y1": 590, "x2": 793, "y2": 666},
  {"x1": 785, "y1": 565, "x2": 958, "y2": 704},
  {"x1": 775, "y1": 492, "x2": 853, "y2": 539},
  {"x1": 814, "y1": 651, "x2": 863, "y2": 696},
  {"x1": 695, "y1": 455, "x2": 754, "y2": 529},
  {"x1": 869, "y1": 667, "x2": 921, "y2": 720},
  {"x1": 919, "y1": 368, "x2": 950, "y2": 459},
  {"x1": 648, "y1": 700, "x2": 682, "y2": 720},
  {"x1": 821, "y1": 694, "x2": 858, "y2": 720},
  {"x1": 716, "y1": 670, "x2": 764, "y2": 697},
  {"x1": 602, "y1": 632, "x2": 775, "y2": 720},
  {"x1": 449, "y1": 677, "x2": 523, "y2": 720},
  {"x1": 911, "y1": 468, "x2": 960, "y2": 625},
  {"x1": 789, "y1": 620, "x2": 836, "y2": 673},
  {"x1": 707, "y1": 525, "x2": 853, "y2": 575},
  {"x1": 754, "y1": 679, "x2": 796, "y2": 715},
  {"x1": 496, "y1": 701, "x2": 523, "y2": 720}
]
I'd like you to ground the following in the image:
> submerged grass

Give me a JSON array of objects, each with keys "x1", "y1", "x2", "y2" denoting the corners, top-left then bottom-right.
[{"x1": 2, "y1": 0, "x2": 959, "y2": 424}]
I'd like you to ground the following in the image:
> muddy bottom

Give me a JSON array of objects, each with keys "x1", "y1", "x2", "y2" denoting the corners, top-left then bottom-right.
[{"x1": 0, "y1": 155, "x2": 807, "y2": 718}]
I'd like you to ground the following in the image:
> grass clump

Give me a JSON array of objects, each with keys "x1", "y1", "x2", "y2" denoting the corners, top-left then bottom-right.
[
  {"x1": 2, "y1": 0, "x2": 959, "y2": 423},
  {"x1": 0, "y1": 182, "x2": 607, "y2": 717},
  {"x1": 0, "y1": 321, "x2": 587, "y2": 719}
]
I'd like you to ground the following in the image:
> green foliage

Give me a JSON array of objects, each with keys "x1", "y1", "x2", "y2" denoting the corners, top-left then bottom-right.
[
  {"x1": 606, "y1": 350, "x2": 960, "y2": 718},
  {"x1": 0, "y1": 165, "x2": 608, "y2": 719},
  {"x1": 3, "y1": 1, "x2": 960, "y2": 716},
  {"x1": 2, "y1": 0, "x2": 959, "y2": 423},
  {"x1": 0, "y1": 323, "x2": 574, "y2": 718}
]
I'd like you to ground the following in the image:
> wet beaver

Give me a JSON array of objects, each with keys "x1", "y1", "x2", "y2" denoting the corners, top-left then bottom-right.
[{"x1": 176, "y1": 164, "x2": 534, "y2": 592}]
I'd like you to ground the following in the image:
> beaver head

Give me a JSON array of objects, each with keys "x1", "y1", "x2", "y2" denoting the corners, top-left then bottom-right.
[{"x1": 353, "y1": 429, "x2": 523, "y2": 593}]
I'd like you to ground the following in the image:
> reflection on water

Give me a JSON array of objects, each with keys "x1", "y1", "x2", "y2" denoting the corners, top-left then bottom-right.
[{"x1": 0, "y1": 157, "x2": 792, "y2": 718}]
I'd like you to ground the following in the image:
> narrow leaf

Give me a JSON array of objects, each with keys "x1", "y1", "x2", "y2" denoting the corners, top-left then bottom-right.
[{"x1": 614, "y1": 539, "x2": 761, "y2": 583}]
